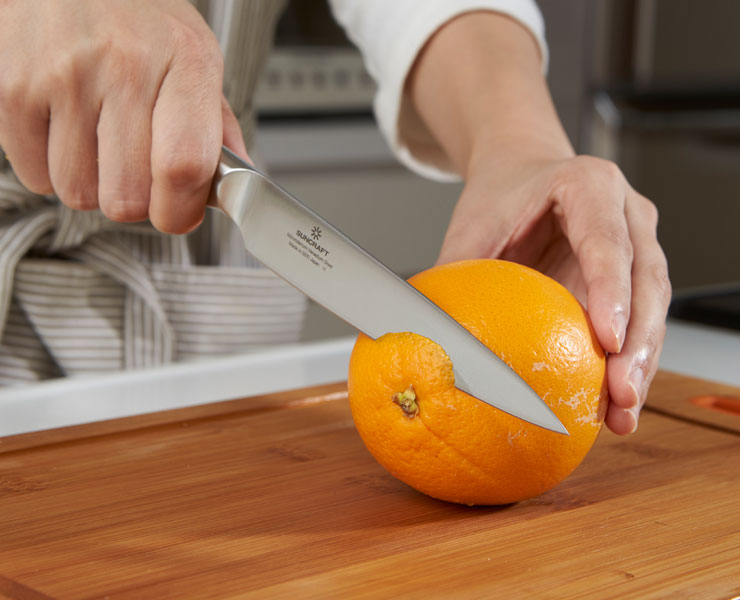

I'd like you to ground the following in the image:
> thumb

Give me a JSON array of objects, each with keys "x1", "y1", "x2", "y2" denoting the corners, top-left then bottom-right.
[
  {"x1": 436, "y1": 186, "x2": 517, "y2": 265},
  {"x1": 221, "y1": 95, "x2": 251, "y2": 163}
]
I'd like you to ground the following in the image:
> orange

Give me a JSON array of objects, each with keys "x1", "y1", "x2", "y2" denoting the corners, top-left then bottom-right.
[{"x1": 347, "y1": 259, "x2": 608, "y2": 505}]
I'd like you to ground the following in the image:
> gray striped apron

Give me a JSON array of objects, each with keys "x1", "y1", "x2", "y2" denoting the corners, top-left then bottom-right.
[{"x1": 0, "y1": 0, "x2": 306, "y2": 386}]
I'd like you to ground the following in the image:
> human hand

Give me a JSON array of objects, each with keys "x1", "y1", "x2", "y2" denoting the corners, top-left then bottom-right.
[
  {"x1": 437, "y1": 153, "x2": 672, "y2": 435},
  {"x1": 0, "y1": 0, "x2": 248, "y2": 233},
  {"x1": 404, "y1": 11, "x2": 671, "y2": 435}
]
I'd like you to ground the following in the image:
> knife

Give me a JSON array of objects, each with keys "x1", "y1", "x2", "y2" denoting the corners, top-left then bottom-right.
[{"x1": 209, "y1": 147, "x2": 568, "y2": 435}]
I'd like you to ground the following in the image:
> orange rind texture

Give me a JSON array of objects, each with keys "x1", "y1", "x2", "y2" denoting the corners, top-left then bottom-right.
[{"x1": 348, "y1": 259, "x2": 608, "y2": 506}]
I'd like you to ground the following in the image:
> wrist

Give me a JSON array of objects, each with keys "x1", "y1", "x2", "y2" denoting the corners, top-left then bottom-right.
[
  {"x1": 466, "y1": 127, "x2": 574, "y2": 183},
  {"x1": 407, "y1": 10, "x2": 573, "y2": 179}
]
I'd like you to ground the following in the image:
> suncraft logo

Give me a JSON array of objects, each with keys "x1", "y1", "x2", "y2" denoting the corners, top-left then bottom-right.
[{"x1": 296, "y1": 227, "x2": 329, "y2": 256}]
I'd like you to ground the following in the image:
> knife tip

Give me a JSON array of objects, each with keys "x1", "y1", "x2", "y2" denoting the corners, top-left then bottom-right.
[{"x1": 543, "y1": 411, "x2": 570, "y2": 436}]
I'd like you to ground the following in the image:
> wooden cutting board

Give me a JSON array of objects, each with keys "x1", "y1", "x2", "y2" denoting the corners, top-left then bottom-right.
[
  {"x1": 0, "y1": 370, "x2": 738, "y2": 600},
  {"x1": 647, "y1": 370, "x2": 740, "y2": 434}
]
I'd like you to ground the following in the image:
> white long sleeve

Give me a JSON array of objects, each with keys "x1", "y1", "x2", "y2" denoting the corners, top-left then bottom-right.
[{"x1": 328, "y1": 0, "x2": 548, "y2": 181}]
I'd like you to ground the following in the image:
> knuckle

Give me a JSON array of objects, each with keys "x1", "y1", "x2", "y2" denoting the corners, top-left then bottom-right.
[
  {"x1": 56, "y1": 181, "x2": 98, "y2": 211},
  {"x1": 192, "y1": 30, "x2": 222, "y2": 67},
  {"x1": 99, "y1": 198, "x2": 148, "y2": 223},
  {"x1": 640, "y1": 320, "x2": 666, "y2": 357},
  {"x1": 599, "y1": 158, "x2": 625, "y2": 184},
  {"x1": 638, "y1": 195, "x2": 660, "y2": 229},
  {"x1": 97, "y1": 35, "x2": 152, "y2": 85},
  {"x1": 0, "y1": 74, "x2": 26, "y2": 112},
  {"x1": 59, "y1": 196, "x2": 97, "y2": 211},
  {"x1": 168, "y1": 17, "x2": 199, "y2": 46},
  {"x1": 154, "y1": 152, "x2": 214, "y2": 191},
  {"x1": 646, "y1": 257, "x2": 672, "y2": 304},
  {"x1": 570, "y1": 154, "x2": 601, "y2": 171},
  {"x1": 168, "y1": 17, "x2": 223, "y2": 73},
  {"x1": 604, "y1": 225, "x2": 632, "y2": 254},
  {"x1": 41, "y1": 38, "x2": 101, "y2": 98},
  {"x1": 95, "y1": 33, "x2": 121, "y2": 66},
  {"x1": 571, "y1": 155, "x2": 625, "y2": 186},
  {"x1": 49, "y1": 52, "x2": 86, "y2": 93},
  {"x1": 578, "y1": 225, "x2": 632, "y2": 260},
  {"x1": 98, "y1": 179, "x2": 150, "y2": 222},
  {"x1": 555, "y1": 156, "x2": 628, "y2": 208},
  {"x1": 170, "y1": 18, "x2": 207, "y2": 53},
  {"x1": 121, "y1": 44, "x2": 152, "y2": 77}
]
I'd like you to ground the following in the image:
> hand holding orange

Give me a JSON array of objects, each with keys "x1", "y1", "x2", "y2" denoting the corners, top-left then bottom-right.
[{"x1": 348, "y1": 259, "x2": 608, "y2": 505}]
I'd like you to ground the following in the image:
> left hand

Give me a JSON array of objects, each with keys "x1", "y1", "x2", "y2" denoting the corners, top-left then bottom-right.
[{"x1": 436, "y1": 153, "x2": 672, "y2": 435}]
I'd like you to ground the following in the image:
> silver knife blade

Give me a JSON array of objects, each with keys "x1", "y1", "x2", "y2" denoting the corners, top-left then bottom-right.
[{"x1": 209, "y1": 147, "x2": 568, "y2": 435}]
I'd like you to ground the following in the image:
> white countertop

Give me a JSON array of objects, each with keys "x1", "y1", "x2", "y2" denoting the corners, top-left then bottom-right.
[{"x1": 0, "y1": 319, "x2": 738, "y2": 438}]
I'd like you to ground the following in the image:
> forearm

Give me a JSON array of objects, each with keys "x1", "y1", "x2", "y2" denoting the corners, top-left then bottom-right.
[{"x1": 407, "y1": 11, "x2": 573, "y2": 178}]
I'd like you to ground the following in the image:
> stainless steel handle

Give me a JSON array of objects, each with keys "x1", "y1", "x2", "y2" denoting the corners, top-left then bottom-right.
[{"x1": 208, "y1": 146, "x2": 261, "y2": 210}]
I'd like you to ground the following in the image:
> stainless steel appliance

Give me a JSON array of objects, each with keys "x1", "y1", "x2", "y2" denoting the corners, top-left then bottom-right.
[
  {"x1": 584, "y1": 0, "x2": 740, "y2": 293},
  {"x1": 254, "y1": 0, "x2": 376, "y2": 116}
]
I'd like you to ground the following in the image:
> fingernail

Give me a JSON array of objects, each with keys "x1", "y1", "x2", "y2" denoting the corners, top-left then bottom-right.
[
  {"x1": 611, "y1": 311, "x2": 627, "y2": 352},
  {"x1": 628, "y1": 366, "x2": 645, "y2": 409},
  {"x1": 627, "y1": 406, "x2": 640, "y2": 434}
]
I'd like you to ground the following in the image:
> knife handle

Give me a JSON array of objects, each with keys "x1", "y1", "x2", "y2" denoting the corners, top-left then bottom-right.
[{"x1": 207, "y1": 146, "x2": 261, "y2": 210}]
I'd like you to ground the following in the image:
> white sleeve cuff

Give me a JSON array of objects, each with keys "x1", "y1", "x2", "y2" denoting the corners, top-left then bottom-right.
[{"x1": 329, "y1": 0, "x2": 548, "y2": 182}]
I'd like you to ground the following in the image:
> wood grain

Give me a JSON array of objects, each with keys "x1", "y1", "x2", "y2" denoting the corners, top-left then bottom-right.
[
  {"x1": 645, "y1": 371, "x2": 740, "y2": 434},
  {"x1": 0, "y1": 371, "x2": 738, "y2": 599}
]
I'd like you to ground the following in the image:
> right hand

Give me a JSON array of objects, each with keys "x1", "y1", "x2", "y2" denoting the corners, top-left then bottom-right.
[{"x1": 0, "y1": 0, "x2": 248, "y2": 233}]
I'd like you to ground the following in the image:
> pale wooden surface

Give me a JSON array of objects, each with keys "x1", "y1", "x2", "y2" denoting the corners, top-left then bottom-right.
[
  {"x1": 0, "y1": 371, "x2": 738, "y2": 600},
  {"x1": 648, "y1": 370, "x2": 740, "y2": 434}
]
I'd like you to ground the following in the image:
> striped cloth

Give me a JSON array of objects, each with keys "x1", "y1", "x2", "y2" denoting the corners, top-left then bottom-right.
[{"x1": 0, "y1": 0, "x2": 307, "y2": 386}]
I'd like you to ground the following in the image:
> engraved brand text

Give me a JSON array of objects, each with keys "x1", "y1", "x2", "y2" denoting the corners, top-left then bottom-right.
[{"x1": 296, "y1": 229, "x2": 329, "y2": 256}]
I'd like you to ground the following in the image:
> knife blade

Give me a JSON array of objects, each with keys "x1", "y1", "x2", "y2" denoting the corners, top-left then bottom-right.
[{"x1": 209, "y1": 147, "x2": 568, "y2": 435}]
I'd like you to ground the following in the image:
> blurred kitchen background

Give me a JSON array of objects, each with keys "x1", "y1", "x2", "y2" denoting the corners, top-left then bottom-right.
[{"x1": 250, "y1": 0, "x2": 740, "y2": 341}]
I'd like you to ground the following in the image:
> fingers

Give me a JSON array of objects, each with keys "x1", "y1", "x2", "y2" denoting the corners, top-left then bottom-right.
[
  {"x1": 0, "y1": 2, "x2": 227, "y2": 233},
  {"x1": 605, "y1": 192, "x2": 671, "y2": 435},
  {"x1": 0, "y1": 83, "x2": 53, "y2": 194},
  {"x1": 558, "y1": 157, "x2": 633, "y2": 355},
  {"x1": 149, "y1": 40, "x2": 223, "y2": 234},
  {"x1": 434, "y1": 153, "x2": 668, "y2": 436},
  {"x1": 47, "y1": 80, "x2": 100, "y2": 210},
  {"x1": 95, "y1": 46, "x2": 157, "y2": 223}
]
